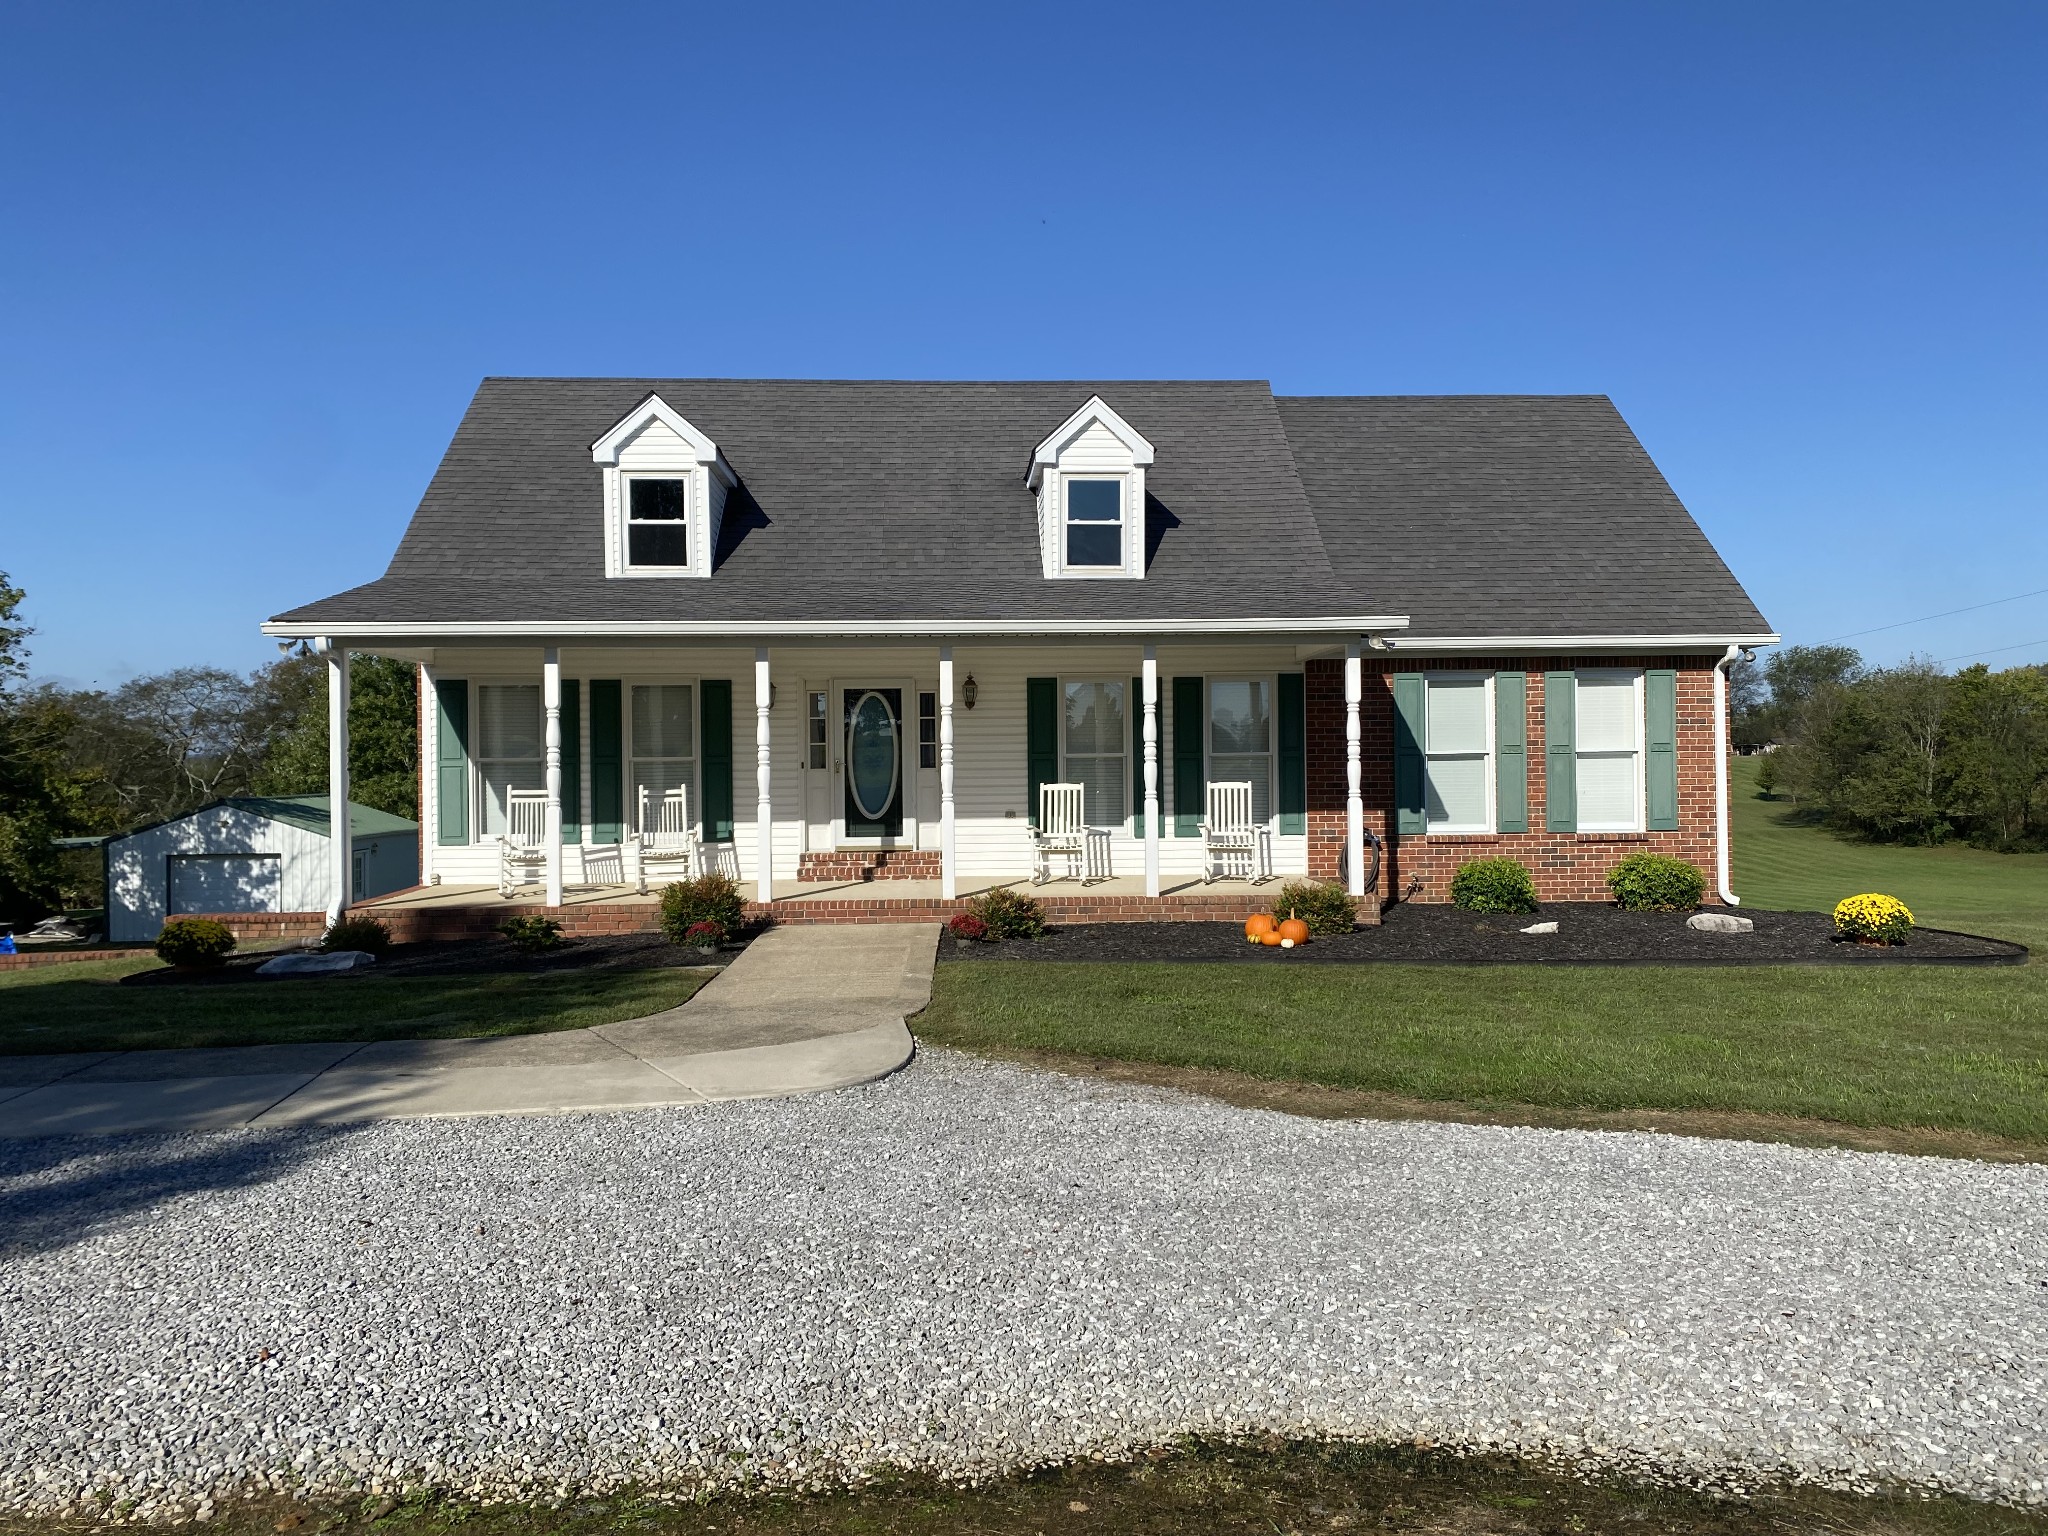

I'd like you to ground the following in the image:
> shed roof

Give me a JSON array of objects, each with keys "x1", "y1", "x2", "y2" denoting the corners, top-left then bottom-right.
[{"x1": 105, "y1": 797, "x2": 416, "y2": 847}]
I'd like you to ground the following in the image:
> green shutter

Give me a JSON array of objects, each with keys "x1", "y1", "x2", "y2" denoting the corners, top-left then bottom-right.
[
  {"x1": 1172, "y1": 676, "x2": 1204, "y2": 836},
  {"x1": 589, "y1": 681, "x2": 623, "y2": 843},
  {"x1": 1544, "y1": 671, "x2": 1577, "y2": 832},
  {"x1": 1495, "y1": 671, "x2": 1527, "y2": 834},
  {"x1": 560, "y1": 682, "x2": 582, "y2": 842},
  {"x1": 1646, "y1": 668, "x2": 1679, "y2": 832},
  {"x1": 433, "y1": 678, "x2": 469, "y2": 846},
  {"x1": 1277, "y1": 673, "x2": 1306, "y2": 836},
  {"x1": 1392, "y1": 673, "x2": 1426, "y2": 836},
  {"x1": 1026, "y1": 678, "x2": 1059, "y2": 827},
  {"x1": 700, "y1": 680, "x2": 735, "y2": 843}
]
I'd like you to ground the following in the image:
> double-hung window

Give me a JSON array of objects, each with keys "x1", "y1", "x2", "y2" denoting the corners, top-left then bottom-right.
[
  {"x1": 1061, "y1": 680, "x2": 1126, "y2": 825},
  {"x1": 476, "y1": 684, "x2": 543, "y2": 837},
  {"x1": 1063, "y1": 478, "x2": 1124, "y2": 569},
  {"x1": 1208, "y1": 678, "x2": 1273, "y2": 823},
  {"x1": 630, "y1": 684, "x2": 695, "y2": 831},
  {"x1": 1574, "y1": 671, "x2": 1643, "y2": 831},
  {"x1": 624, "y1": 478, "x2": 689, "y2": 569},
  {"x1": 1424, "y1": 675, "x2": 1493, "y2": 833}
]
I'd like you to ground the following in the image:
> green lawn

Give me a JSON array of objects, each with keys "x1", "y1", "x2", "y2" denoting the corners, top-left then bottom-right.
[
  {"x1": 0, "y1": 956, "x2": 708, "y2": 1056},
  {"x1": 919, "y1": 757, "x2": 2048, "y2": 1148}
]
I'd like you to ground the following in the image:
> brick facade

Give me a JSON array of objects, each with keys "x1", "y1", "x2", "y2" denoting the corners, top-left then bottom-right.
[
  {"x1": 796, "y1": 850, "x2": 944, "y2": 882},
  {"x1": 1305, "y1": 655, "x2": 1723, "y2": 905}
]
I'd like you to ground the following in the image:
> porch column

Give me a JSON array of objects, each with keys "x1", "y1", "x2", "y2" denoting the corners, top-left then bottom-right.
[
  {"x1": 754, "y1": 647, "x2": 773, "y2": 906},
  {"x1": 1344, "y1": 641, "x2": 1364, "y2": 898},
  {"x1": 543, "y1": 647, "x2": 563, "y2": 908},
  {"x1": 325, "y1": 640, "x2": 349, "y2": 927},
  {"x1": 1142, "y1": 644, "x2": 1160, "y2": 897},
  {"x1": 939, "y1": 646, "x2": 957, "y2": 899}
]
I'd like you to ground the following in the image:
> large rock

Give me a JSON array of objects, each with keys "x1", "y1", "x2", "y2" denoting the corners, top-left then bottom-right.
[
  {"x1": 1520, "y1": 921, "x2": 1559, "y2": 935},
  {"x1": 1686, "y1": 911, "x2": 1754, "y2": 934},
  {"x1": 255, "y1": 950, "x2": 378, "y2": 976}
]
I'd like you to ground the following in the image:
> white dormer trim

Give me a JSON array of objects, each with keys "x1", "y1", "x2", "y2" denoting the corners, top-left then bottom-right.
[
  {"x1": 1024, "y1": 394, "x2": 1155, "y2": 490},
  {"x1": 591, "y1": 394, "x2": 737, "y2": 579},
  {"x1": 1028, "y1": 395, "x2": 1153, "y2": 580}
]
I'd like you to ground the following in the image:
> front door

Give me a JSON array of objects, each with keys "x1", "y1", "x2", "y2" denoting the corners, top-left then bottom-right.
[{"x1": 843, "y1": 686, "x2": 905, "y2": 839}]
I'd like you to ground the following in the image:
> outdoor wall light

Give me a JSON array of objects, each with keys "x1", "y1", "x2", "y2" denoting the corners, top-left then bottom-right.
[{"x1": 963, "y1": 674, "x2": 978, "y2": 710}]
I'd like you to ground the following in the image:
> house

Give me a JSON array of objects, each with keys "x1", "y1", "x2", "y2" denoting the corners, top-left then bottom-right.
[
  {"x1": 262, "y1": 380, "x2": 1773, "y2": 932},
  {"x1": 104, "y1": 796, "x2": 418, "y2": 942}
]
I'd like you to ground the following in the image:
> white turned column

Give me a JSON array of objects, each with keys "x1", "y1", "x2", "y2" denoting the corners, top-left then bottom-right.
[
  {"x1": 326, "y1": 641, "x2": 350, "y2": 926},
  {"x1": 755, "y1": 647, "x2": 773, "y2": 906},
  {"x1": 939, "y1": 646, "x2": 957, "y2": 899},
  {"x1": 1142, "y1": 645, "x2": 1160, "y2": 897},
  {"x1": 1344, "y1": 642, "x2": 1364, "y2": 898},
  {"x1": 543, "y1": 648, "x2": 563, "y2": 908}
]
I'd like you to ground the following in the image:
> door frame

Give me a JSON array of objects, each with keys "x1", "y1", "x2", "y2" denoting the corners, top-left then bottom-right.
[{"x1": 831, "y1": 677, "x2": 918, "y2": 850}]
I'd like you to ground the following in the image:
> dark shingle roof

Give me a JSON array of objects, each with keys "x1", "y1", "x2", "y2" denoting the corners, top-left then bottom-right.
[
  {"x1": 1276, "y1": 394, "x2": 1770, "y2": 639},
  {"x1": 271, "y1": 380, "x2": 1768, "y2": 640}
]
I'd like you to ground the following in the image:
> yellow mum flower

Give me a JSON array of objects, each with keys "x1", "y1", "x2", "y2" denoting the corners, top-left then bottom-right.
[{"x1": 1833, "y1": 893, "x2": 1913, "y2": 945}]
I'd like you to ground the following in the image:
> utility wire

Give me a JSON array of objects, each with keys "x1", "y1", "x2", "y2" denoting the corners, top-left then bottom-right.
[
  {"x1": 1936, "y1": 638, "x2": 2048, "y2": 666},
  {"x1": 1818, "y1": 585, "x2": 2048, "y2": 644}
]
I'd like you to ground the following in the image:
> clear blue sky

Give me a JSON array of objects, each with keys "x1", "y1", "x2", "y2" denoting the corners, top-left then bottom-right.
[{"x1": 3, "y1": 1, "x2": 2043, "y2": 686}]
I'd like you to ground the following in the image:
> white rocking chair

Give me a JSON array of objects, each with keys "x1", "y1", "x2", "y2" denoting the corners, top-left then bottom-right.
[
  {"x1": 1200, "y1": 780, "x2": 1273, "y2": 884},
  {"x1": 1027, "y1": 782, "x2": 1113, "y2": 885},
  {"x1": 498, "y1": 789, "x2": 550, "y2": 898},
  {"x1": 634, "y1": 785, "x2": 700, "y2": 895}
]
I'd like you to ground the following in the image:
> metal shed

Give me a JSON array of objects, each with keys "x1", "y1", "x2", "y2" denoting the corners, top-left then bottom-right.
[{"x1": 104, "y1": 796, "x2": 418, "y2": 942}]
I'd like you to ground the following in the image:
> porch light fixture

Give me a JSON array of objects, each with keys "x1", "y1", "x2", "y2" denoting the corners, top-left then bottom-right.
[{"x1": 963, "y1": 674, "x2": 978, "y2": 710}]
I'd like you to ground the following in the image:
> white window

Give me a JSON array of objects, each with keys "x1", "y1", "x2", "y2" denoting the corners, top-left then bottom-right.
[
  {"x1": 630, "y1": 684, "x2": 695, "y2": 831},
  {"x1": 1424, "y1": 674, "x2": 1493, "y2": 833},
  {"x1": 624, "y1": 477, "x2": 689, "y2": 569},
  {"x1": 1063, "y1": 478, "x2": 1125, "y2": 570},
  {"x1": 1208, "y1": 678, "x2": 1273, "y2": 824},
  {"x1": 476, "y1": 684, "x2": 543, "y2": 837},
  {"x1": 918, "y1": 691, "x2": 938, "y2": 770},
  {"x1": 1062, "y1": 680, "x2": 1127, "y2": 825},
  {"x1": 806, "y1": 690, "x2": 828, "y2": 770},
  {"x1": 1575, "y1": 670, "x2": 1644, "y2": 832}
]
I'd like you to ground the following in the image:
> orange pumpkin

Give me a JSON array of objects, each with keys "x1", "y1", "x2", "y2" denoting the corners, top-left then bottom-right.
[
  {"x1": 1259, "y1": 928, "x2": 1284, "y2": 947},
  {"x1": 1278, "y1": 915, "x2": 1311, "y2": 947},
  {"x1": 1244, "y1": 913, "x2": 1277, "y2": 943}
]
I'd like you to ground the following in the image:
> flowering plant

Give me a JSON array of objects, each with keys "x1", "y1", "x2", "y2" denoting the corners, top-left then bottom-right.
[
  {"x1": 1833, "y1": 893, "x2": 1913, "y2": 945},
  {"x1": 684, "y1": 919, "x2": 725, "y2": 947},
  {"x1": 947, "y1": 912, "x2": 990, "y2": 942}
]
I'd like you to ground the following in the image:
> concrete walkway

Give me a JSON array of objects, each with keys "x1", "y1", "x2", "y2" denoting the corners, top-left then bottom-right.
[{"x1": 0, "y1": 925, "x2": 931, "y2": 1137}]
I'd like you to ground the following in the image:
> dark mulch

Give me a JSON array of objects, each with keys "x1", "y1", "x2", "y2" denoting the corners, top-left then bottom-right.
[
  {"x1": 939, "y1": 903, "x2": 2028, "y2": 967},
  {"x1": 120, "y1": 932, "x2": 740, "y2": 986}
]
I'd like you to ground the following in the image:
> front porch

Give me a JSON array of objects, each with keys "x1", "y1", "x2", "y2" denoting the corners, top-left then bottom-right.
[{"x1": 353, "y1": 872, "x2": 1335, "y2": 941}]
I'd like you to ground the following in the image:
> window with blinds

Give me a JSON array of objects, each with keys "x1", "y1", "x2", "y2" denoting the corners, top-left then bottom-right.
[
  {"x1": 630, "y1": 684, "x2": 696, "y2": 831},
  {"x1": 1208, "y1": 678, "x2": 1273, "y2": 824},
  {"x1": 1575, "y1": 671, "x2": 1643, "y2": 831},
  {"x1": 1062, "y1": 680, "x2": 1126, "y2": 825},
  {"x1": 1423, "y1": 675, "x2": 1492, "y2": 832},
  {"x1": 476, "y1": 684, "x2": 542, "y2": 837}
]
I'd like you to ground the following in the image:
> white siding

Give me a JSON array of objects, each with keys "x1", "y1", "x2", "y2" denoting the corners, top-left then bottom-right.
[
  {"x1": 1039, "y1": 418, "x2": 1146, "y2": 579},
  {"x1": 106, "y1": 807, "x2": 334, "y2": 942}
]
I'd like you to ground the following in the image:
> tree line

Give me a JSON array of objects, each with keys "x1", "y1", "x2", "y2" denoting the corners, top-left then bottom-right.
[
  {"x1": 1732, "y1": 643, "x2": 2048, "y2": 851},
  {"x1": 0, "y1": 571, "x2": 418, "y2": 920}
]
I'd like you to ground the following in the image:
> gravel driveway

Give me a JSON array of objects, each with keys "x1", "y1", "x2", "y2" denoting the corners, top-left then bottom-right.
[{"x1": 3, "y1": 1050, "x2": 2044, "y2": 1518}]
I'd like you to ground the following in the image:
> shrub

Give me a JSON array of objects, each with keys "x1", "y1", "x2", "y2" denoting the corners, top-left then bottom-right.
[
  {"x1": 498, "y1": 915, "x2": 563, "y2": 952},
  {"x1": 1269, "y1": 879, "x2": 1358, "y2": 936},
  {"x1": 966, "y1": 886, "x2": 1045, "y2": 940},
  {"x1": 658, "y1": 872, "x2": 746, "y2": 945},
  {"x1": 322, "y1": 915, "x2": 393, "y2": 955},
  {"x1": 1834, "y1": 892, "x2": 1914, "y2": 945},
  {"x1": 1605, "y1": 853, "x2": 1706, "y2": 911},
  {"x1": 155, "y1": 917, "x2": 236, "y2": 968},
  {"x1": 684, "y1": 920, "x2": 723, "y2": 949},
  {"x1": 1449, "y1": 858, "x2": 1539, "y2": 914},
  {"x1": 946, "y1": 912, "x2": 990, "y2": 942}
]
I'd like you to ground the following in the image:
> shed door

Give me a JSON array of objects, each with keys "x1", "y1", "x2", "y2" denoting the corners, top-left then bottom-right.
[{"x1": 168, "y1": 854, "x2": 282, "y2": 915}]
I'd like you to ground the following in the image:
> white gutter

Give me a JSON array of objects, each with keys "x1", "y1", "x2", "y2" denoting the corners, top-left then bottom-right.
[
  {"x1": 261, "y1": 615, "x2": 1412, "y2": 642},
  {"x1": 1382, "y1": 632, "x2": 1780, "y2": 653},
  {"x1": 1712, "y1": 642, "x2": 1747, "y2": 907}
]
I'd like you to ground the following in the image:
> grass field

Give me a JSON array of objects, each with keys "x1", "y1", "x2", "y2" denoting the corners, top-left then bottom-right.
[
  {"x1": 919, "y1": 756, "x2": 2048, "y2": 1152},
  {"x1": 0, "y1": 957, "x2": 708, "y2": 1056}
]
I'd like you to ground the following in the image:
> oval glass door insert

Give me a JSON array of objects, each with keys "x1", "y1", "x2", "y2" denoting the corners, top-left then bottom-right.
[{"x1": 847, "y1": 690, "x2": 900, "y2": 821}]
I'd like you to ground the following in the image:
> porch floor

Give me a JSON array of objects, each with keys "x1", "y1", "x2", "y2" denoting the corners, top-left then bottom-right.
[{"x1": 361, "y1": 872, "x2": 1290, "y2": 910}]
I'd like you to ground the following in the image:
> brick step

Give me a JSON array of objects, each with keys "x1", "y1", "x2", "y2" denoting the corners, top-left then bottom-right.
[{"x1": 796, "y1": 850, "x2": 944, "y2": 882}]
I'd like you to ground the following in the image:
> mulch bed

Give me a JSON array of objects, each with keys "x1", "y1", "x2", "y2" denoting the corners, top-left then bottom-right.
[
  {"x1": 938, "y1": 903, "x2": 2029, "y2": 967},
  {"x1": 120, "y1": 932, "x2": 741, "y2": 986}
]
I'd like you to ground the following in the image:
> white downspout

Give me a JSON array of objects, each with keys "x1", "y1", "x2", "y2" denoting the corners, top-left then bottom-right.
[{"x1": 1713, "y1": 643, "x2": 1744, "y2": 906}]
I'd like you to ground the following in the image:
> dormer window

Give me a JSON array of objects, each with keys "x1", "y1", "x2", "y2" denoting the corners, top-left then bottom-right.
[
  {"x1": 1027, "y1": 395, "x2": 1155, "y2": 580},
  {"x1": 1064, "y1": 478, "x2": 1125, "y2": 568},
  {"x1": 626, "y1": 477, "x2": 689, "y2": 568},
  {"x1": 591, "y1": 394, "x2": 735, "y2": 579}
]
